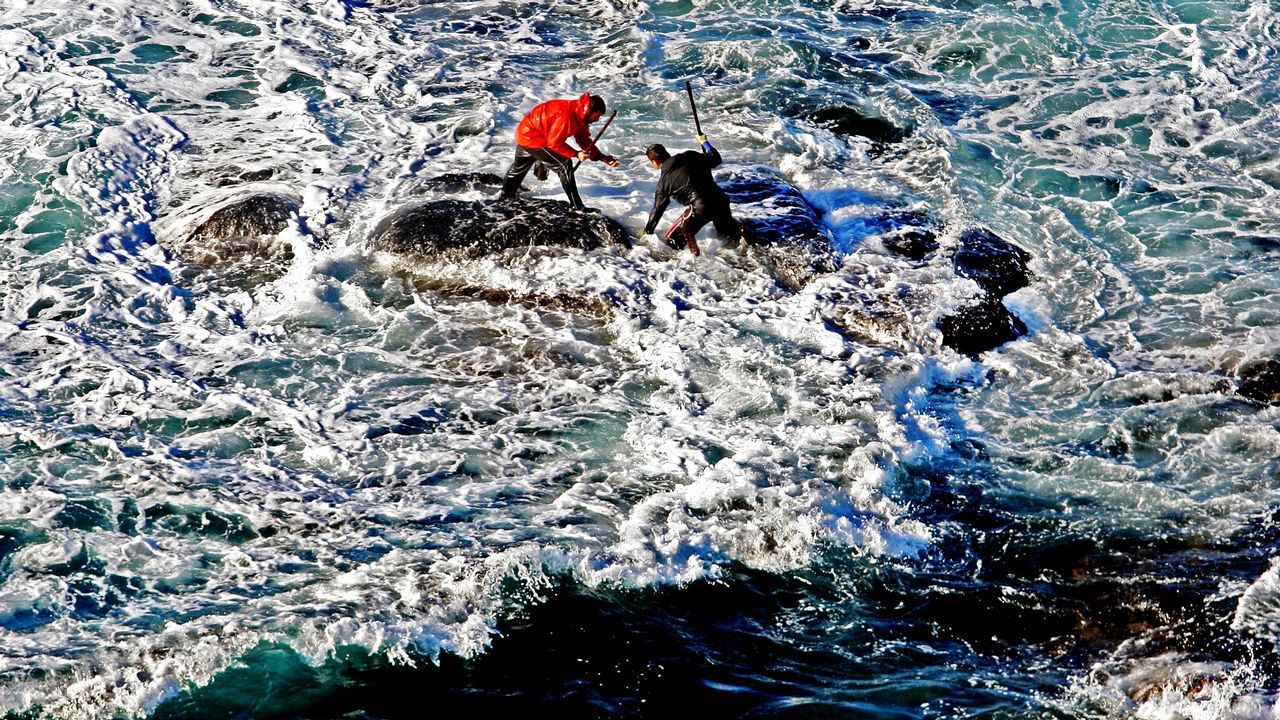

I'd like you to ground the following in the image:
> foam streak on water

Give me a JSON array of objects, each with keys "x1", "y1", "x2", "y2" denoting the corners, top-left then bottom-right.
[{"x1": 3, "y1": 0, "x2": 1280, "y2": 717}]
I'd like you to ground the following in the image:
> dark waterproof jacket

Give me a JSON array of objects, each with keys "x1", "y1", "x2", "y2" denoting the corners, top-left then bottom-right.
[{"x1": 644, "y1": 146, "x2": 729, "y2": 235}]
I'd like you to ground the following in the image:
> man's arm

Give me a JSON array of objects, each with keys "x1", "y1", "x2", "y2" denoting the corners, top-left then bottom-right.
[
  {"x1": 698, "y1": 135, "x2": 722, "y2": 168},
  {"x1": 644, "y1": 177, "x2": 672, "y2": 235},
  {"x1": 573, "y1": 129, "x2": 604, "y2": 161}
]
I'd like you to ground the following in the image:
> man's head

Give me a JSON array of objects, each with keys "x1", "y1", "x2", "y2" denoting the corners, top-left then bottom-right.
[
  {"x1": 586, "y1": 95, "x2": 606, "y2": 123},
  {"x1": 645, "y1": 143, "x2": 670, "y2": 169}
]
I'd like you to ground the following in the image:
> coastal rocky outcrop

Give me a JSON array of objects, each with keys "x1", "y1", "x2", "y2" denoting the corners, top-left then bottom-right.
[
  {"x1": 169, "y1": 191, "x2": 302, "y2": 285},
  {"x1": 371, "y1": 170, "x2": 839, "y2": 294},
  {"x1": 415, "y1": 172, "x2": 506, "y2": 194},
  {"x1": 940, "y1": 228, "x2": 1033, "y2": 357},
  {"x1": 369, "y1": 174, "x2": 629, "y2": 260},
  {"x1": 935, "y1": 298, "x2": 1028, "y2": 358},
  {"x1": 952, "y1": 227, "x2": 1032, "y2": 297}
]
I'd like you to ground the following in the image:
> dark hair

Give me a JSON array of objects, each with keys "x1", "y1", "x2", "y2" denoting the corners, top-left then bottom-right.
[
  {"x1": 646, "y1": 143, "x2": 670, "y2": 163},
  {"x1": 588, "y1": 95, "x2": 606, "y2": 115}
]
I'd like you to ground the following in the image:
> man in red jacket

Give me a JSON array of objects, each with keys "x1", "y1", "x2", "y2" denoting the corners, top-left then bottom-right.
[{"x1": 499, "y1": 93, "x2": 620, "y2": 211}]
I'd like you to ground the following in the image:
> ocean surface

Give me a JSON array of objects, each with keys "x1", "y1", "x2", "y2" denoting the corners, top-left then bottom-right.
[{"x1": 2, "y1": 0, "x2": 1280, "y2": 717}]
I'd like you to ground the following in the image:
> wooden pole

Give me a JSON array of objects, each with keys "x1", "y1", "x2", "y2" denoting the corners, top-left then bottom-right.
[
  {"x1": 685, "y1": 80, "x2": 702, "y2": 136},
  {"x1": 573, "y1": 110, "x2": 618, "y2": 171}
]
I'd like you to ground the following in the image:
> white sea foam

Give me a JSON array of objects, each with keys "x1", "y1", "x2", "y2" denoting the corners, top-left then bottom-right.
[
  {"x1": 1072, "y1": 649, "x2": 1274, "y2": 720},
  {"x1": 1235, "y1": 560, "x2": 1280, "y2": 642},
  {"x1": 4, "y1": 0, "x2": 1280, "y2": 715},
  {"x1": 1, "y1": 0, "x2": 939, "y2": 707}
]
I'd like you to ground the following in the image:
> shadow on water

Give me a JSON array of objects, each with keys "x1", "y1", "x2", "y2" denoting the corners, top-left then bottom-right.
[
  {"x1": 145, "y1": 564, "x2": 1079, "y2": 720},
  {"x1": 893, "y1": 411, "x2": 1280, "y2": 701}
]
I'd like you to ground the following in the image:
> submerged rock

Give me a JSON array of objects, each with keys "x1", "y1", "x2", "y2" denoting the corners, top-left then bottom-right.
[
  {"x1": 720, "y1": 167, "x2": 838, "y2": 291},
  {"x1": 188, "y1": 192, "x2": 301, "y2": 244},
  {"x1": 1249, "y1": 235, "x2": 1280, "y2": 252},
  {"x1": 1236, "y1": 358, "x2": 1280, "y2": 404},
  {"x1": 821, "y1": 270, "x2": 938, "y2": 354},
  {"x1": 370, "y1": 181, "x2": 630, "y2": 260},
  {"x1": 807, "y1": 106, "x2": 908, "y2": 144},
  {"x1": 213, "y1": 167, "x2": 276, "y2": 187},
  {"x1": 936, "y1": 298, "x2": 1028, "y2": 358},
  {"x1": 171, "y1": 192, "x2": 301, "y2": 286},
  {"x1": 1096, "y1": 371, "x2": 1235, "y2": 406},
  {"x1": 953, "y1": 227, "x2": 1032, "y2": 297}
]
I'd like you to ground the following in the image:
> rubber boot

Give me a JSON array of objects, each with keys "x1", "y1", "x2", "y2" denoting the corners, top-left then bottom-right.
[{"x1": 683, "y1": 230, "x2": 701, "y2": 256}]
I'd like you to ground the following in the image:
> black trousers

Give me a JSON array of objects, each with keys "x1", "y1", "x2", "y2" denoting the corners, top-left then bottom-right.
[
  {"x1": 500, "y1": 145, "x2": 584, "y2": 209},
  {"x1": 664, "y1": 202, "x2": 744, "y2": 249}
]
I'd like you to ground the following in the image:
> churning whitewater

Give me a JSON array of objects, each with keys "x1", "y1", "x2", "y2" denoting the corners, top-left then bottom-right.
[{"x1": 2, "y1": 0, "x2": 1280, "y2": 717}]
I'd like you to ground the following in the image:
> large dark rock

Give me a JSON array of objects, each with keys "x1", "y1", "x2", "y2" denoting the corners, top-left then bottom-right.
[
  {"x1": 365, "y1": 173, "x2": 630, "y2": 315},
  {"x1": 370, "y1": 194, "x2": 630, "y2": 260},
  {"x1": 420, "y1": 172, "x2": 505, "y2": 194},
  {"x1": 953, "y1": 228, "x2": 1032, "y2": 298},
  {"x1": 1236, "y1": 358, "x2": 1280, "y2": 404},
  {"x1": 930, "y1": 227, "x2": 1034, "y2": 356},
  {"x1": 719, "y1": 167, "x2": 838, "y2": 291},
  {"x1": 174, "y1": 192, "x2": 301, "y2": 285},
  {"x1": 832, "y1": 220, "x2": 1033, "y2": 356},
  {"x1": 937, "y1": 297, "x2": 1028, "y2": 358},
  {"x1": 188, "y1": 192, "x2": 301, "y2": 244}
]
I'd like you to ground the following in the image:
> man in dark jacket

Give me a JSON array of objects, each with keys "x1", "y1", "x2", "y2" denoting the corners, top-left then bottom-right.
[
  {"x1": 499, "y1": 93, "x2": 619, "y2": 210},
  {"x1": 642, "y1": 135, "x2": 746, "y2": 255}
]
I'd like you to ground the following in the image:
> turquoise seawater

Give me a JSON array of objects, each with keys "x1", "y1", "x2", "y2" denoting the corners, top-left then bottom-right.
[{"x1": 2, "y1": 0, "x2": 1280, "y2": 717}]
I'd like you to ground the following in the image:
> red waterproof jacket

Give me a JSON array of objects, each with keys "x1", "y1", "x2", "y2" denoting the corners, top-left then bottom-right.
[{"x1": 515, "y1": 93, "x2": 603, "y2": 161}]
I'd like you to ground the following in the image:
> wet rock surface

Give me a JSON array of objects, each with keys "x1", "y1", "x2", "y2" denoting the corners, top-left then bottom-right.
[
  {"x1": 420, "y1": 172, "x2": 506, "y2": 194},
  {"x1": 941, "y1": 229, "x2": 1033, "y2": 357},
  {"x1": 936, "y1": 298, "x2": 1029, "y2": 358},
  {"x1": 953, "y1": 227, "x2": 1033, "y2": 298},
  {"x1": 830, "y1": 217, "x2": 1034, "y2": 357},
  {"x1": 213, "y1": 167, "x2": 277, "y2": 187},
  {"x1": 1235, "y1": 358, "x2": 1280, "y2": 404},
  {"x1": 720, "y1": 167, "x2": 838, "y2": 291},
  {"x1": 171, "y1": 192, "x2": 302, "y2": 286},
  {"x1": 188, "y1": 192, "x2": 301, "y2": 244},
  {"x1": 821, "y1": 274, "x2": 937, "y2": 354},
  {"x1": 806, "y1": 105, "x2": 909, "y2": 144},
  {"x1": 373, "y1": 172, "x2": 841, "y2": 293},
  {"x1": 369, "y1": 169, "x2": 1026, "y2": 358},
  {"x1": 370, "y1": 196, "x2": 630, "y2": 260}
]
